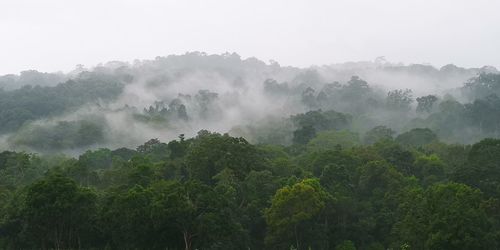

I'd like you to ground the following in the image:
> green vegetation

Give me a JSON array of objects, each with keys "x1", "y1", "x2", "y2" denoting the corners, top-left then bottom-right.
[
  {"x1": 1, "y1": 129, "x2": 500, "y2": 249},
  {"x1": 1, "y1": 53, "x2": 500, "y2": 249}
]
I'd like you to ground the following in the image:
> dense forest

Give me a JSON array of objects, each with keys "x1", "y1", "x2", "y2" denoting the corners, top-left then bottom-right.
[
  {"x1": 1, "y1": 53, "x2": 500, "y2": 249},
  {"x1": 2, "y1": 130, "x2": 500, "y2": 249}
]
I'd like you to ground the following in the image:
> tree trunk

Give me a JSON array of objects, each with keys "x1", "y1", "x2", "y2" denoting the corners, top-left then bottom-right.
[
  {"x1": 183, "y1": 231, "x2": 192, "y2": 250},
  {"x1": 295, "y1": 224, "x2": 300, "y2": 250}
]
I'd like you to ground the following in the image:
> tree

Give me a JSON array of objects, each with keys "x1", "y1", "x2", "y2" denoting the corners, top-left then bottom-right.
[
  {"x1": 363, "y1": 126, "x2": 395, "y2": 144},
  {"x1": 291, "y1": 110, "x2": 352, "y2": 132},
  {"x1": 0, "y1": 151, "x2": 43, "y2": 188},
  {"x1": 150, "y1": 180, "x2": 247, "y2": 250},
  {"x1": 167, "y1": 134, "x2": 189, "y2": 159},
  {"x1": 463, "y1": 94, "x2": 500, "y2": 135},
  {"x1": 241, "y1": 170, "x2": 279, "y2": 248},
  {"x1": 335, "y1": 240, "x2": 357, "y2": 250},
  {"x1": 393, "y1": 183, "x2": 498, "y2": 250},
  {"x1": 413, "y1": 154, "x2": 446, "y2": 186},
  {"x1": 195, "y1": 89, "x2": 220, "y2": 120},
  {"x1": 307, "y1": 130, "x2": 360, "y2": 151},
  {"x1": 5, "y1": 174, "x2": 97, "y2": 249},
  {"x1": 186, "y1": 131, "x2": 263, "y2": 184},
  {"x1": 293, "y1": 125, "x2": 317, "y2": 145},
  {"x1": 454, "y1": 138, "x2": 500, "y2": 197},
  {"x1": 263, "y1": 78, "x2": 289, "y2": 95},
  {"x1": 416, "y1": 95, "x2": 438, "y2": 113},
  {"x1": 462, "y1": 73, "x2": 500, "y2": 100},
  {"x1": 373, "y1": 140, "x2": 415, "y2": 176},
  {"x1": 100, "y1": 185, "x2": 157, "y2": 249},
  {"x1": 396, "y1": 128, "x2": 438, "y2": 147},
  {"x1": 386, "y1": 89, "x2": 413, "y2": 111},
  {"x1": 341, "y1": 76, "x2": 371, "y2": 100},
  {"x1": 301, "y1": 87, "x2": 318, "y2": 109},
  {"x1": 265, "y1": 178, "x2": 332, "y2": 250},
  {"x1": 355, "y1": 160, "x2": 409, "y2": 247}
]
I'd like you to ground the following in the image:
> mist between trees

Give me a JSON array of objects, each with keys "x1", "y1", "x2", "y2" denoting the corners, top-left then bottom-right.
[{"x1": 1, "y1": 53, "x2": 500, "y2": 249}]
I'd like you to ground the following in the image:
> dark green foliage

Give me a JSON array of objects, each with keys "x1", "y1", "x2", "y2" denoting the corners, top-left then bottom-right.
[
  {"x1": 0, "y1": 131, "x2": 499, "y2": 249},
  {"x1": 0, "y1": 76, "x2": 123, "y2": 133},
  {"x1": 3, "y1": 54, "x2": 500, "y2": 249},
  {"x1": 265, "y1": 178, "x2": 332, "y2": 250},
  {"x1": 167, "y1": 134, "x2": 189, "y2": 159},
  {"x1": 291, "y1": 109, "x2": 352, "y2": 145},
  {"x1": 393, "y1": 183, "x2": 498, "y2": 250},
  {"x1": 0, "y1": 151, "x2": 44, "y2": 189},
  {"x1": 186, "y1": 131, "x2": 263, "y2": 184},
  {"x1": 9, "y1": 117, "x2": 107, "y2": 151},
  {"x1": 363, "y1": 126, "x2": 395, "y2": 144},
  {"x1": 291, "y1": 109, "x2": 352, "y2": 132},
  {"x1": 111, "y1": 147, "x2": 137, "y2": 161},
  {"x1": 416, "y1": 95, "x2": 438, "y2": 113},
  {"x1": 396, "y1": 128, "x2": 438, "y2": 147},
  {"x1": 136, "y1": 138, "x2": 170, "y2": 162},
  {"x1": 1, "y1": 174, "x2": 97, "y2": 249},
  {"x1": 139, "y1": 100, "x2": 189, "y2": 124},
  {"x1": 308, "y1": 130, "x2": 360, "y2": 151},
  {"x1": 454, "y1": 138, "x2": 500, "y2": 197},
  {"x1": 293, "y1": 125, "x2": 317, "y2": 145}
]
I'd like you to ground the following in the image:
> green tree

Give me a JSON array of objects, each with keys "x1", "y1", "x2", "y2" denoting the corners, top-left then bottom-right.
[
  {"x1": 454, "y1": 138, "x2": 500, "y2": 197},
  {"x1": 265, "y1": 178, "x2": 332, "y2": 250},
  {"x1": 335, "y1": 240, "x2": 356, "y2": 250},
  {"x1": 340, "y1": 76, "x2": 371, "y2": 101},
  {"x1": 393, "y1": 183, "x2": 498, "y2": 250},
  {"x1": 293, "y1": 125, "x2": 317, "y2": 145},
  {"x1": 100, "y1": 185, "x2": 157, "y2": 249},
  {"x1": 413, "y1": 154, "x2": 445, "y2": 186},
  {"x1": 186, "y1": 131, "x2": 262, "y2": 184},
  {"x1": 5, "y1": 174, "x2": 97, "y2": 249},
  {"x1": 150, "y1": 180, "x2": 247, "y2": 250},
  {"x1": 307, "y1": 130, "x2": 360, "y2": 151},
  {"x1": 396, "y1": 128, "x2": 438, "y2": 147},
  {"x1": 363, "y1": 126, "x2": 395, "y2": 145}
]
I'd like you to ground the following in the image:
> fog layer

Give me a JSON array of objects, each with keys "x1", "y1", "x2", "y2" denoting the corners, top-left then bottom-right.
[{"x1": 1, "y1": 52, "x2": 498, "y2": 154}]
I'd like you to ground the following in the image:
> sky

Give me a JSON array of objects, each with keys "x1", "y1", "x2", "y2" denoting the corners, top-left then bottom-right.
[{"x1": 1, "y1": 0, "x2": 499, "y2": 75}]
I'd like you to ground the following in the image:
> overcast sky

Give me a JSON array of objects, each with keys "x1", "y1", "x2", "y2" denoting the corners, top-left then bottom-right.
[{"x1": 1, "y1": 0, "x2": 499, "y2": 75}]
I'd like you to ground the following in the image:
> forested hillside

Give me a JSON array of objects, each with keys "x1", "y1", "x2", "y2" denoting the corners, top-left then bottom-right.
[
  {"x1": 0, "y1": 53, "x2": 499, "y2": 154},
  {"x1": 1, "y1": 53, "x2": 500, "y2": 249}
]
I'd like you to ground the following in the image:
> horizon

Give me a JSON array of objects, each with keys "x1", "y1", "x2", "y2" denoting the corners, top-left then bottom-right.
[
  {"x1": 2, "y1": 0, "x2": 499, "y2": 75},
  {"x1": 2, "y1": 51, "x2": 498, "y2": 76}
]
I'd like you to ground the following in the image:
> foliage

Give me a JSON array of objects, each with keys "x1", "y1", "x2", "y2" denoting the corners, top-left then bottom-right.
[
  {"x1": 0, "y1": 76, "x2": 123, "y2": 133},
  {"x1": 363, "y1": 126, "x2": 395, "y2": 144},
  {"x1": 0, "y1": 131, "x2": 499, "y2": 249},
  {"x1": 307, "y1": 130, "x2": 360, "y2": 151},
  {"x1": 396, "y1": 128, "x2": 438, "y2": 147}
]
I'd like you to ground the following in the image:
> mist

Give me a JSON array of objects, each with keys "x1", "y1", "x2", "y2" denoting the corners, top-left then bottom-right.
[
  {"x1": 4, "y1": 1, "x2": 500, "y2": 249},
  {"x1": 0, "y1": 52, "x2": 497, "y2": 154}
]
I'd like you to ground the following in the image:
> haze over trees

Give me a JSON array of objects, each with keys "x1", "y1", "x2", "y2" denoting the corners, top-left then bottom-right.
[
  {"x1": 1, "y1": 53, "x2": 500, "y2": 249},
  {"x1": 0, "y1": 52, "x2": 498, "y2": 154}
]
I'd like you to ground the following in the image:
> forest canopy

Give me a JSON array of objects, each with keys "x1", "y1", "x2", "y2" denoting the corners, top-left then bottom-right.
[
  {"x1": 1, "y1": 53, "x2": 500, "y2": 249},
  {"x1": 0, "y1": 131, "x2": 499, "y2": 249}
]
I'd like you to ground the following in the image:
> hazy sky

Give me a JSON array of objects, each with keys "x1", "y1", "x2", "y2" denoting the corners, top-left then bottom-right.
[{"x1": 1, "y1": 0, "x2": 499, "y2": 75}]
